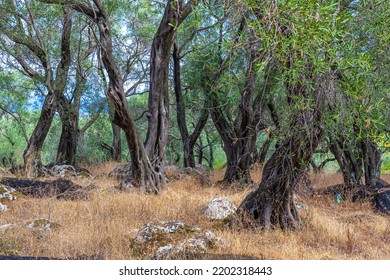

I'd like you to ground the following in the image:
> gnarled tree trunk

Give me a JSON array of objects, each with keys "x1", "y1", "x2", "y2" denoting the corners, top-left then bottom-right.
[
  {"x1": 23, "y1": 93, "x2": 57, "y2": 177},
  {"x1": 361, "y1": 138, "x2": 381, "y2": 185},
  {"x1": 329, "y1": 139, "x2": 363, "y2": 189},
  {"x1": 145, "y1": 0, "x2": 197, "y2": 175},
  {"x1": 230, "y1": 75, "x2": 328, "y2": 230},
  {"x1": 56, "y1": 96, "x2": 79, "y2": 165}
]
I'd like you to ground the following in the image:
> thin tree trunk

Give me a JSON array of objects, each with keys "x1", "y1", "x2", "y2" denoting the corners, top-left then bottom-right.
[
  {"x1": 145, "y1": 0, "x2": 197, "y2": 173},
  {"x1": 111, "y1": 123, "x2": 122, "y2": 162},
  {"x1": 56, "y1": 97, "x2": 79, "y2": 165},
  {"x1": 329, "y1": 139, "x2": 363, "y2": 189},
  {"x1": 23, "y1": 93, "x2": 57, "y2": 177},
  {"x1": 109, "y1": 103, "x2": 122, "y2": 162},
  {"x1": 205, "y1": 129, "x2": 214, "y2": 170},
  {"x1": 173, "y1": 39, "x2": 209, "y2": 168},
  {"x1": 361, "y1": 138, "x2": 381, "y2": 185}
]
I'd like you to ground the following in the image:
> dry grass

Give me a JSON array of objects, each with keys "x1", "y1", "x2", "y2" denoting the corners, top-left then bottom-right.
[{"x1": 1, "y1": 164, "x2": 389, "y2": 260}]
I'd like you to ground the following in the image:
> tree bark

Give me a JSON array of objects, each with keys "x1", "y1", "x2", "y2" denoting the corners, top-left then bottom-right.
[
  {"x1": 23, "y1": 93, "x2": 57, "y2": 177},
  {"x1": 208, "y1": 50, "x2": 270, "y2": 183},
  {"x1": 109, "y1": 104, "x2": 122, "y2": 162},
  {"x1": 111, "y1": 123, "x2": 122, "y2": 162},
  {"x1": 361, "y1": 138, "x2": 381, "y2": 185},
  {"x1": 56, "y1": 96, "x2": 79, "y2": 165},
  {"x1": 329, "y1": 139, "x2": 363, "y2": 189},
  {"x1": 257, "y1": 137, "x2": 272, "y2": 166},
  {"x1": 145, "y1": 0, "x2": 197, "y2": 173},
  {"x1": 173, "y1": 42, "x2": 209, "y2": 168},
  {"x1": 230, "y1": 74, "x2": 328, "y2": 230}
]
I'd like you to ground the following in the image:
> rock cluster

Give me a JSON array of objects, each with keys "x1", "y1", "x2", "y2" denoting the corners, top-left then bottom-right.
[
  {"x1": 48, "y1": 165, "x2": 92, "y2": 178},
  {"x1": 0, "y1": 177, "x2": 96, "y2": 200},
  {"x1": 0, "y1": 184, "x2": 17, "y2": 201},
  {"x1": 27, "y1": 219, "x2": 60, "y2": 232},
  {"x1": 132, "y1": 221, "x2": 225, "y2": 260}
]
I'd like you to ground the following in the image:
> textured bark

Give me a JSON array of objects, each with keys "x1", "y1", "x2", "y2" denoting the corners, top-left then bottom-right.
[
  {"x1": 145, "y1": 0, "x2": 197, "y2": 174},
  {"x1": 111, "y1": 123, "x2": 122, "y2": 162},
  {"x1": 230, "y1": 73, "x2": 330, "y2": 230},
  {"x1": 361, "y1": 139, "x2": 381, "y2": 185},
  {"x1": 23, "y1": 93, "x2": 57, "y2": 177},
  {"x1": 173, "y1": 42, "x2": 208, "y2": 168},
  {"x1": 329, "y1": 139, "x2": 363, "y2": 189},
  {"x1": 44, "y1": 0, "x2": 160, "y2": 192},
  {"x1": 23, "y1": 8, "x2": 73, "y2": 176},
  {"x1": 108, "y1": 104, "x2": 122, "y2": 162},
  {"x1": 39, "y1": 0, "x2": 161, "y2": 191},
  {"x1": 56, "y1": 97, "x2": 78, "y2": 165},
  {"x1": 93, "y1": 7, "x2": 160, "y2": 192},
  {"x1": 50, "y1": 8, "x2": 75, "y2": 165},
  {"x1": 208, "y1": 51, "x2": 271, "y2": 183}
]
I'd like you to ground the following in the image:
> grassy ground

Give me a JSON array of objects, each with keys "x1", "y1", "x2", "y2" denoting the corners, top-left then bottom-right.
[{"x1": 0, "y1": 163, "x2": 389, "y2": 260}]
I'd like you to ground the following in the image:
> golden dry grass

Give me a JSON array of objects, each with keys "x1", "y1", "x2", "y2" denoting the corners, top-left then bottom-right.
[{"x1": 1, "y1": 163, "x2": 389, "y2": 260}]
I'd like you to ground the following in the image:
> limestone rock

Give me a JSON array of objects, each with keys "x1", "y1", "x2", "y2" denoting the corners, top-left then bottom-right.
[
  {"x1": 177, "y1": 164, "x2": 210, "y2": 185},
  {"x1": 132, "y1": 221, "x2": 225, "y2": 260},
  {"x1": 0, "y1": 203, "x2": 7, "y2": 212},
  {"x1": 27, "y1": 219, "x2": 60, "y2": 232},
  {"x1": 109, "y1": 163, "x2": 131, "y2": 180},
  {"x1": 51, "y1": 165, "x2": 77, "y2": 177},
  {"x1": 0, "y1": 184, "x2": 17, "y2": 201},
  {"x1": 0, "y1": 224, "x2": 16, "y2": 234},
  {"x1": 204, "y1": 197, "x2": 237, "y2": 220}
]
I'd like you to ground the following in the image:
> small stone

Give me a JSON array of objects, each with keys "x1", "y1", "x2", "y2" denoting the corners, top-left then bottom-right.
[
  {"x1": 204, "y1": 197, "x2": 237, "y2": 220},
  {"x1": 27, "y1": 219, "x2": 60, "y2": 232},
  {"x1": 0, "y1": 184, "x2": 17, "y2": 201},
  {"x1": 295, "y1": 202, "x2": 309, "y2": 210},
  {"x1": 0, "y1": 203, "x2": 7, "y2": 212},
  {"x1": 0, "y1": 224, "x2": 16, "y2": 234}
]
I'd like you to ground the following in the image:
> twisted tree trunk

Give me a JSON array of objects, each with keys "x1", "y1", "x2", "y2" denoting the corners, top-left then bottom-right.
[
  {"x1": 145, "y1": 0, "x2": 197, "y2": 173},
  {"x1": 56, "y1": 96, "x2": 79, "y2": 165},
  {"x1": 23, "y1": 93, "x2": 57, "y2": 177},
  {"x1": 230, "y1": 77, "x2": 327, "y2": 230}
]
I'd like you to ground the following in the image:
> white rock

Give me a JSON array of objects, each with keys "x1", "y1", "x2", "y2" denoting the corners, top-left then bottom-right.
[
  {"x1": 27, "y1": 219, "x2": 59, "y2": 232},
  {"x1": 51, "y1": 165, "x2": 76, "y2": 177},
  {"x1": 0, "y1": 203, "x2": 7, "y2": 212},
  {"x1": 204, "y1": 196, "x2": 237, "y2": 220},
  {"x1": 0, "y1": 184, "x2": 17, "y2": 201},
  {"x1": 133, "y1": 221, "x2": 226, "y2": 260},
  {"x1": 0, "y1": 224, "x2": 16, "y2": 233}
]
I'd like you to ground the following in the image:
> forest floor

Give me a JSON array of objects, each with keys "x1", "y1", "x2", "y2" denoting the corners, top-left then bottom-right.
[{"x1": 1, "y1": 163, "x2": 389, "y2": 260}]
